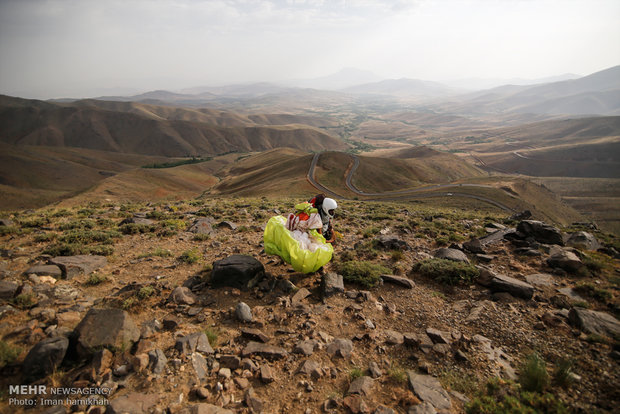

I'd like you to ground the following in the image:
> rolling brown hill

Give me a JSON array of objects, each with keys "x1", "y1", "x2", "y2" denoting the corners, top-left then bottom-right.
[{"x1": 0, "y1": 95, "x2": 346, "y2": 157}]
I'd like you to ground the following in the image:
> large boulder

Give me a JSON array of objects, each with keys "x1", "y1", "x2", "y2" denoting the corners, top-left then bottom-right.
[
  {"x1": 22, "y1": 336, "x2": 69, "y2": 382},
  {"x1": 476, "y1": 268, "x2": 534, "y2": 300},
  {"x1": 49, "y1": 255, "x2": 107, "y2": 279},
  {"x1": 188, "y1": 218, "x2": 214, "y2": 235},
  {"x1": 210, "y1": 255, "x2": 265, "y2": 290},
  {"x1": 433, "y1": 248, "x2": 469, "y2": 263},
  {"x1": 566, "y1": 231, "x2": 600, "y2": 251},
  {"x1": 517, "y1": 220, "x2": 564, "y2": 245},
  {"x1": 568, "y1": 308, "x2": 620, "y2": 337},
  {"x1": 547, "y1": 248, "x2": 584, "y2": 273},
  {"x1": 74, "y1": 308, "x2": 140, "y2": 355},
  {"x1": 375, "y1": 235, "x2": 410, "y2": 251}
]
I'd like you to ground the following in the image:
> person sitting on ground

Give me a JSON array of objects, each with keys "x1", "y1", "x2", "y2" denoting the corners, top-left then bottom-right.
[{"x1": 308, "y1": 194, "x2": 337, "y2": 243}]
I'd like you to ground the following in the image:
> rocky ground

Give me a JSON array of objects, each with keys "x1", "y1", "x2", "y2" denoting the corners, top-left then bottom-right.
[{"x1": 0, "y1": 198, "x2": 618, "y2": 414}]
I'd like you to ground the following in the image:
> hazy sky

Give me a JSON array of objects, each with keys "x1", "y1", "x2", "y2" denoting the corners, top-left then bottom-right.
[{"x1": 1, "y1": 0, "x2": 619, "y2": 98}]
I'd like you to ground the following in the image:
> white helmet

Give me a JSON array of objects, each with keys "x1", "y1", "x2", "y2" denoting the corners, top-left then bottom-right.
[{"x1": 322, "y1": 198, "x2": 337, "y2": 218}]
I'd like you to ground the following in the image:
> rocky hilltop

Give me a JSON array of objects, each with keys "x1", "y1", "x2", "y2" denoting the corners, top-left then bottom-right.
[{"x1": 0, "y1": 198, "x2": 618, "y2": 413}]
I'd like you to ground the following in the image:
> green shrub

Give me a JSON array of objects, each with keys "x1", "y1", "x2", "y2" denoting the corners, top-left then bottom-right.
[
  {"x1": 85, "y1": 274, "x2": 108, "y2": 286},
  {"x1": 204, "y1": 328, "x2": 219, "y2": 347},
  {"x1": 43, "y1": 243, "x2": 114, "y2": 256},
  {"x1": 553, "y1": 358, "x2": 575, "y2": 388},
  {"x1": 387, "y1": 366, "x2": 407, "y2": 384},
  {"x1": 59, "y1": 219, "x2": 95, "y2": 230},
  {"x1": 0, "y1": 226, "x2": 19, "y2": 236},
  {"x1": 193, "y1": 233, "x2": 211, "y2": 241},
  {"x1": 412, "y1": 258, "x2": 479, "y2": 285},
  {"x1": 33, "y1": 232, "x2": 57, "y2": 242},
  {"x1": 519, "y1": 353, "x2": 549, "y2": 393},
  {"x1": 137, "y1": 286, "x2": 155, "y2": 300},
  {"x1": 466, "y1": 378, "x2": 568, "y2": 414},
  {"x1": 335, "y1": 260, "x2": 390, "y2": 288},
  {"x1": 361, "y1": 226, "x2": 380, "y2": 238},
  {"x1": 119, "y1": 223, "x2": 156, "y2": 234},
  {"x1": 0, "y1": 340, "x2": 20, "y2": 367},
  {"x1": 59, "y1": 229, "x2": 121, "y2": 244},
  {"x1": 13, "y1": 293, "x2": 36, "y2": 309},
  {"x1": 390, "y1": 250, "x2": 404, "y2": 261},
  {"x1": 179, "y1": 249, "x2": 201, "y2": 264},
  {"x1": 138, "y1": 248, "x2": 173, "y2": 258},
  {"x1": 19, "y1": 217, "x2": 49, "y2": 228},
  {"x1": 349, "y1": 367, "x2": 364, "y2": 381}
]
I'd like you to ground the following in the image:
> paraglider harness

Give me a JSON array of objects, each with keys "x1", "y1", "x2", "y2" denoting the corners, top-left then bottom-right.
[{"x1": 308, "y1": 194, "x2": 335, "y2": 243}]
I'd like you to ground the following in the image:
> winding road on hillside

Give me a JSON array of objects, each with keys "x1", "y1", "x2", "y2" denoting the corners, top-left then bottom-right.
[{"x1": 307, "y1": 152, "x2": 516, "y2": 212}]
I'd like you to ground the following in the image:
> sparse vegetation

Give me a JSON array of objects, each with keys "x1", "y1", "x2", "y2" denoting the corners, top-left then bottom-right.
[
  {"x1": 0, "y1": 341, "x2": 20, "y2": 368},
  {"x1": 349, "y1": 366, "x2": 364, "y2": 381},
  {"x1": 204, "y1": 328, "x2": 219, "y2": 347},
  {"x1": 553, "y1": 358, "x2": 576, "y2": 388},
  {"x1": 519, "y1": 353, "x2": 549, "y2": 393},
  {"x1": 412, "y1": 258, "x2": 479, "y2": 285},
  {"x1": 179, "y1": 249, "x2": 201, "y2": 264},
  {"x1": 335, "y1": 260, "x2": 391, "y2": 288},
  {"x1": 85, "y1": 274, "x2": 108, "y2": 286}
]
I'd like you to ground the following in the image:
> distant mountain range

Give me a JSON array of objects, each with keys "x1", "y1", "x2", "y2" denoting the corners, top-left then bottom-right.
[{"x1": 65, "y1": 65, "x2": 619, "y2": 116}]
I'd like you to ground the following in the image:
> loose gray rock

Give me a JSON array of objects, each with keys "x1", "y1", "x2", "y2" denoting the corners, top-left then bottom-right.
[
  {"x1": 191, "y1": 404, "x2": 234, "y2": 414},
  {"x1": 211, "y1": 255, "x2": 265, "y2": 290},
  {"x1": 525, "y1": 273, "x2": 554, "y2": 286},
  {"x1": 463, "y1": 239, "x2": 485, "y2": 254},
  {"x1": 240, "y1": 327, "x2": 270, "y2": 343},
  {"x1": 168, "y1": 286, "x2": 197, "y2": 305},
  {"x1": 175, "y1": 332, "x2": 214, "y2": 355},
  {"x1": 385, "y1": 330, "x2": 405, "y2": 345},
  {"x1": 147, "y1": 348, "x2": 167, "y2": 374},
  {"x1": 235, "y1": 302, "x2": 253, "y2": 323},
  {"x1": 24, "y1": 265, "x2": 62, "y2": 278},
  {"x1": 347, "y1": 376, "x2": 374, "y2": 396},
  {"x1": 291, "y1": 287, "x2": 312, "y2": 305},
  {"x1": 49, "y1": 255, "x2": 107, "y2": 279},
  {"x1": 433, "y1": 248, "x2": 469, "y2": 263},
  {"x1": 322, "y1": 272, "x2": 345, "y2": 298},
  {"x1": 74, "y1": 308, "x2": 140, "y2": 355},
  {"x1": 22, "y1": 336, "x2": 69, "y2": 382},
  {"x1": 120, "y1": 217, "x2": 154, "y2": 226},
  {"x1": 376, "y1": 235, "x2": 410, "y2": 251},
  {"x1": 408, "y1": 402, "x2": 438, "y2": 414},
  {"x1": 217, "y1": 221, "x2": 237, "y2": 230},
  {"x1": 327, "y1": 338, "x2": 354, "y2": 358},
  {"x1": 381, "y1": 274, "x2": 415, "y2": 289},
  {"x1": 407, "y1": 372, "x2": 452, "y2": 413},
  {"x1": 369, "y1": 361, "x2": 382, "y2": 378},
  {"x1": 426, "y1": 328, "x2": 451, "y2": 345},
  {"x1": 568, "y1": 308, "x2": 620, "y2": 337},
  {"x1": 0, "y1": 280, "x2": 19, "y2": 300},
  {"x1": 517, "y1": 220, "x2": 564, "y2": 245},
  {"x1": 297, "y1": 360, "x2": 322, "y2": 380},
  {"x1": 294, "y1": 339, "x2": 318, "y2": 356},
  {"x1": 191, "y1": 352, "x2": 209, "y2": 380},
  {"x1": 107, "y1": 393, "x2": 158, "y2": 414},
  {"x1": 242, "y1": 341, "x2": 288, "y2": 360}
]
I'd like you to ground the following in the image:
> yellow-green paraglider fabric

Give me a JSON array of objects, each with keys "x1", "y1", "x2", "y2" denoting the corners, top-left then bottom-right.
[{"x1": 263, "y1": 215, "x2": 333, "y2": 273}]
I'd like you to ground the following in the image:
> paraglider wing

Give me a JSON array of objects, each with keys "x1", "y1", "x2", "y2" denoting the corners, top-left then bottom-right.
[{"x1": 263, "y1": 215, "x2": 333, "y2": 273}]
